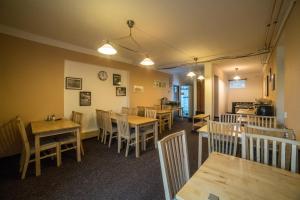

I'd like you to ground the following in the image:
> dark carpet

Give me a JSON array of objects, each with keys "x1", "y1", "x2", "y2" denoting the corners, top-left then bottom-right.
[{"x1": 0, "y1": 118, "x2": 208, "y2": 200}]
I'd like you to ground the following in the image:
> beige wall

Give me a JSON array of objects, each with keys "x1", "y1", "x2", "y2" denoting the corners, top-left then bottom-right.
[
  {"x1": 227, "y1": 72, "x2": 263, "y2": 112},
  {"x1": 0, "y1": 33, "x2": 171, "y2": 125}
]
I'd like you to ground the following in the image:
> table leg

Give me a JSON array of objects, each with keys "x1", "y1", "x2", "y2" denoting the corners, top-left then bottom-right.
[
  {"x1": 76, "y1": 128, "x2": 81, "y2": 162},
  {"x1": 198, "y1": 133, "x2": 203, "y2": 168},
  {"x1": 168, "y1": 113, "x2": 172, "y2": 130},
  {"x1": 135, "y1": 125, "x2": 140, "y2": 158},
  {"x1": 35, "y1": 135, "x2": 41, "y2": 176},
  {"x1": 159, "y1": 115, "x2": 162, "y2": 134},
  {"x1": 154, "y1": 121, "x2": 158, "y2": 148}
]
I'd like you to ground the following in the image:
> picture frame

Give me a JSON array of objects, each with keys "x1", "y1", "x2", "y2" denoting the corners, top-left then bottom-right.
[
  {"x1": 65, "y1": 77, "x2": 82, "y2": 90},
  {"x1": 113, "y1": 74, "x2": 121, "y2": 86},
  {"x1": 265, "y1": 75, "x2": 269, "y2": 97},
  {"x1": 80, "y1": 91, "x2": 91, "y2": 106},
  {"x1": 272, "y1": 73, "x2": 276, "y2": 91},
  {"x1": 116, "y1": 87, "x2": 126, "y2": 96}
]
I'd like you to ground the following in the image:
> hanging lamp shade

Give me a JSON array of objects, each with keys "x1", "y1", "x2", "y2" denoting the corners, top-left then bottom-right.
[
  {"x1": 140, "y1": 57, "x2": 154, "y2": 66},
  {"x1": 97, "y1": 43, "x2": 117, "y2": 55},
  {"x1": 187, "y1": 72, "x2": 196, "y2": 77},
  {"x1": 233, "y1": 67, "x2": 241, "y2": 80},
  {"x1": 197, "y1": 75, "x2": 205, "y2": 80}
]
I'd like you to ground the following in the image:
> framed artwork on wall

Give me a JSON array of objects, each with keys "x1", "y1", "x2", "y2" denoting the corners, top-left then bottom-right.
[
  {"x1": 265, "y1": 76, "x2": 269, "y2": 97},
  {"x1": 65, "y1": 77, "x2": 82, "y2": 90},
  {"x1": 272, "y1": 74, "x2": 276, "y2": 90},
  {"x1": 80, "y1": 91, "x2": 91, "y2": 106},
  {"x1": 116, "y1": 87, "x2": 126, "y2": 96},
  {"x1": 113, "y1": 74, "x2": 121, "y2": 86}
]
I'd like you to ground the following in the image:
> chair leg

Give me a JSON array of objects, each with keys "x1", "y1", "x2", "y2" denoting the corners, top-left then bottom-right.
[
  {"x1": 108, "y1": 132, "x2": 112, "y2": 148},
  {"x1": 118, "y1": 137, "x2": 121, "y2": 153},
  {"x1": 80, "y1": 141, "x2": 85, "y2": 156},
  {"x1": 56, "y1": 145, "x2": 61, "y2": 167},
  {"x1": 97, "y1": 129, "x2": 100, "y2": 140},
  {"x1": 21, "y1": 154, "x2": 30, "y2": 180},
  {"x1": 142, "y1": 134, "x2": 146, "y2": 151},
  {"x1": 101, "y1": 129, "x2": 105, "y2": 143},
  {"x1": 19, "y1": 149, "x2": 26, "y2": 173},
  {"x1": 125, "y1": 139, "x2": 130, "y2": 157},
  {"x1": 104, "y1": 131, "x2": 108, "y2": 144}
]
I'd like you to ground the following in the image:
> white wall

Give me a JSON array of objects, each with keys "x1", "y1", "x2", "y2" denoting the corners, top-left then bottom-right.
[
  {"x1": 64, "y1": 60, "x2": 129, "y2": 132},
  {"x1": 213, "y1": 66, "x2": 228, "y2": 116},
  {"x1": 227, "y1": 72, "x2": 263, "y2": 112}
]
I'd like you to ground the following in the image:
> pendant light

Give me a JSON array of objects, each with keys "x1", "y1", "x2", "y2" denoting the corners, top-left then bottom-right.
[
  {"x1": 140, "y1": 57, "x2": 154, "y2": 66},
  {"x1": 97, "y1": 42, "x2": 117, "y2": 55},
  {"x1": 233, "y1": 68, "x2": 241, "y2": 80},
  {"x1": 187, "y1": 71, "x2": 196, "y2": 77},
  {"x1": 186, "y1": 57, "x2": 205, "y2": 80},
  {"x1": 197, "y1": 75, "x2": 205, "y2": 80}
]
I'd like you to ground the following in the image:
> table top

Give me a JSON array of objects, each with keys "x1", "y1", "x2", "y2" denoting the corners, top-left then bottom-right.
[
  {"x1": 31, "y1": 119, "x2": 80, "y2": 134},
  {"x1": 111, "y1": 114, "x2": 157, "y2": 126},
  {"x1": 156, "y1": 109, "x2": 172, "y2": 114},
  {"x1": 236, "y1": 108, "x2": 256, "y2": 115},
  {"x1": 193, "y1": 114, "x2": 210, "y2": 119},
  {"x1": 176, "y1": 152, "x2": 300, "y2": 200}
]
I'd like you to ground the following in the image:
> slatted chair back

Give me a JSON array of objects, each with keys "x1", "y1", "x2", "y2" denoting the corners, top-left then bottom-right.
[
  {"x1": 116, "y1": 114, "x2": 130, "y2": 138},
  {"x1": 102, "y1": 111, "x2": 113, "y2": 133},
  {"x1": 72, "y1": 111, "x2": 83, "y2": 131},
  {"x1": 158, "y1": 130, "x2": 190, "y2": 200},
  {"x1": 247, "y1": 115, "x2": 277, "y2": 128},
  {"x1": 0, "y1": 117, "x2": 22, "y2": 158},
  {"x1": 145, "y1": 109, "x2": 157, "y2": 119},
  {"x1": 219, "y1": 113, "x2": 242, "y2": 124},
  {"x1": 207, "y1": 120, "x2": 240, "y2": 156},
  {"x1": 242, "y1": 132, "x2": 300, "y2": 173},
  {"x1": 121, "y1": 107, "x2": 129, "y2": 114},
  {"x1": 128, "y1": 107, "x2": 138, "y2": 116},
  {"x1": 15, "y1": 117, "x2": 31, "y2": 157},
  {"x1": 244, "y1": 125, "x2": 296, "y2": 140},
  {"x1": 96, "y1": 109, "x2": 103, "y2": 129},
  {"x1": 137, "y1": 106, "x2": 145, "y2": 117}
]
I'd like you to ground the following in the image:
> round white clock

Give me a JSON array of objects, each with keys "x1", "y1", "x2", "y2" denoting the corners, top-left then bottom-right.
[{"x1": 98, "y1": 71, "x2": 108, "y2": 81}]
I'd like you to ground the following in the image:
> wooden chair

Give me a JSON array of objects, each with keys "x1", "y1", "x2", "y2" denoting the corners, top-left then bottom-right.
[
  {"x1": 137, "y1": 106, "x2": 145, "y2": 117},
  {"x1": 56, "y1": 111, "x2": 84, "y2": 157},
  {"x1": 16, "y1": 117, "x2": 61, "y2": 179},
  {"x1": 207, "y1": 121, "x2": 240, "y2": 157},
  {"x1": 96, "y1": 109, "x2": 104, "y2": 141},
  {"x1": 116, "y1": 114, "x2": 138, "y2": 157},
  {"x1": 102, "y1": 111, "x2": 118, "y2": 147},
  {"x1": 219, "y1": 113, "x2": 242, "y2": 124},
  {"x1": 158, "y1": 130, "x2": 190, "y2": 200},
  {"x1": 242, "y1": 132, "x2": 300, "y2": 173},
  {"x1": 244, "y1": 125, "x2": 296, "y2": 140},
  {"x1": 247, "y1": 115, "x2": 277, "y2": 128},
  {"x1": 121, "y1": 107, "x2": 129, "y2": 114},
  {"x1": 140, "y1": 109, "x2": 157, "y2": 150},
  {"x1": 128, "y1": 107, "x2": 138, "y2": 116}
]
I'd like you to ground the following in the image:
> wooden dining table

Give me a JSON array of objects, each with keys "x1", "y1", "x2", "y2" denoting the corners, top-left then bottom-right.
[
  {"x1": 31, "y1": 119, "x2": 81, "y2": 176},
  {"x1": 110, "y1": 114, "x2": 158, "y2": 158},
  {"x1": 176, "y1": 152, "x2": 300, "y2": 200},
  {"x1": 156, "y1": 109, "x2": 172, "y2": 134}
]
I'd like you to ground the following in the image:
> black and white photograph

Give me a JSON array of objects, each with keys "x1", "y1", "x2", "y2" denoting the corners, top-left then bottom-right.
[
  {"x1": 65, "y1": 77, "x2": 82, "y2": 90},
  {"x1": 113, "y1": 74, "x2": 121, "y2": 86},
  {"x1": 116, "y1": 87, "x2": 126, "y2": 96},
  {"x1": 80, "y1": 91, "x2": 91, "y2": 106}
]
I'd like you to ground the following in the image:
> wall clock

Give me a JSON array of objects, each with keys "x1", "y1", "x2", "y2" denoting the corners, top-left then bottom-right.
[{"x1": 98, "y1": 71, "x2": 108, "y2": 81}]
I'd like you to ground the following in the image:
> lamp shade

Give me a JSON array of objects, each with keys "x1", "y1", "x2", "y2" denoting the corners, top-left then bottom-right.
[
  {"x1": 97, "y1": 43, "x2": 117, "y2": 55},
  {"x1": 197, "y1": 75, "x2": 205, "y2": 80},
  {"x1": 140, "y1": 57, "x2": 154, "y2": 66},
  {"x1": 233, "y1": 75, "x2": 241, "y2": 80},
  {"x1": 187, "y1": 72, "x2": 196, "y2": 77}
]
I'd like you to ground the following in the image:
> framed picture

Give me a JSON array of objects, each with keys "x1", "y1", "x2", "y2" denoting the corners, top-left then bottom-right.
[
  {"x1": 265, "y1": 76, "x2": 269, "y2": 97},
  {"x1": 113, "y1": 74, "x2": 121, "y2": 86},
  {"x1": 65, "y1": 77, "x2": 82, "y2": 90},
  {"x1": 116, "y1": 87, "x2": 126, "y2": 96},
  {"x1": 272, "y1": 74, "x2": 276, "y2": 91},
  {"x1": 80, "y1": 91, "x2": 91, "y2": 106}
]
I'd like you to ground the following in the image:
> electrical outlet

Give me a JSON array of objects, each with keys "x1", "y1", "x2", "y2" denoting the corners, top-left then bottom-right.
[{"x1": 284, "y1": 112, "x2": 288, "y2": 118}]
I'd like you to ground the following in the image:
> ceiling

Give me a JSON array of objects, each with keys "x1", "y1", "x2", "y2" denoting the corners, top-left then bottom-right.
[{"x1": 0, "y1": 0, "x2": 274, "y2": 73}]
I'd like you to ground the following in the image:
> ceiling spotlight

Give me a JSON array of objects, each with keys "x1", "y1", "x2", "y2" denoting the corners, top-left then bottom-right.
[
  {"x1": 187, "y1": 72, "x2": 196, "y2": 77},
  {"x1": 233, "y1": 68, "x2": 241, "y2": 80},
  {"x1": 197, "y1": 75, "x2": 205, "y2": 80},
  {"x1": 97, "y1": 42, "x2": 117, "y2": 55},
  {"x1": 140, "y1": 57, "x2": 154, "y2": 66}
]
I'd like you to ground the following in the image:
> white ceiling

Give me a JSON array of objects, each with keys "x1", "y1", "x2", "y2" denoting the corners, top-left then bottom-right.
[{"x1": 0, "y1": 0, "x2": 273, "y2": 73}]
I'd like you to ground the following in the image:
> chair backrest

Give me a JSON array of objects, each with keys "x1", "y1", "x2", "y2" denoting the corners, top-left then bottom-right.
[
  {"x1": 15, "y1": 117, "x2": 30, "y2": 155},
  {"x1": 145, "y1": 109, "x2": 157, "y2": 119},
  {"x1": 0, "y1": 117, "x2": 23, "y2": 158},
  {"x1": 242, "y1": 132, "x2": 300, "y2": 173},
  {"x1": 121, "y1": 107, "x2": 129, "y2": 114},
  {"x1": 153, "y1": 105, "x2": 161, "y2": 110},
  {"x1": 96, "y1": 109, "x2": 103, "y2": 129},
  {"x1": 137, "y1": 106, "x2": 146, "y2": 117},
  {"x1": 162, "y1": 105, "x2": 172, "y2": 110},
  {"x1": 244, "y1": 125, "x2": 296, "y2": 140},
  {"x1": 207, "y1": 120, "x2": 240, "y2": 156},
  {"x1": 128, "y1": 107, "x2": 138, "y2": 116},
  {"x1": 116, "y1": 114, "x2": 130, "y2": 138},
  {"x1": 102, "y1": 111, "x2": 113, "y2": 133},
  {"x1": 158, "y1": 130, "x2": 190, "y2": 200},
  {"x1": 219, "y1": 113, "x2": 242, "y2": 124},
  {"x1": 247, "y1": 115, "x2": 277, "y2": 128},
  {"x1": 72, "y1": 111, "x2": 83, "y2": 132}
]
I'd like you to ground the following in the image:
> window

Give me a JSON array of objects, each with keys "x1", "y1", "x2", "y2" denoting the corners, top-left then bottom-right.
[{"x1": 229, "y1": 80, "x2": 246, "y2": 89}]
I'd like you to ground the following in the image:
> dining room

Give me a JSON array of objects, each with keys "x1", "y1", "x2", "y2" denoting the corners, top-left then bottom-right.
[{"x1": 1, "y1": 0, "x2": 300, "y2": 200}]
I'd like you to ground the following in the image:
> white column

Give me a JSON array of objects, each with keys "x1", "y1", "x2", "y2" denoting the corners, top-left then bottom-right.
[
  {"x1": 193, "y1": 78, "x2": 197, "y2": 115},
  {"x1": 204, "y1": 63, "x2": 214, "y2": 118}
]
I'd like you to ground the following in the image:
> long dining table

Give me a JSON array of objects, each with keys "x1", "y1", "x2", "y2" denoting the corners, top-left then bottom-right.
[
  {"x1": 176, "y1": 152, "x2": 300, "y2": 200},
  {"x1": 31, "y1": 119, "x2": 81, "y2": 176},
  {"x1": 110, "y1": 114, "x2": 158, "y2": 158}
]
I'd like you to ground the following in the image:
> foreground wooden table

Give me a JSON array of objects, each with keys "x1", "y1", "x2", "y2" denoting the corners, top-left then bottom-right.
[
  {"x1": 111, "y1": 114, "x2": 158, "y2": 158},
  {"x1": 31, "y1": 119, "x2": 80, "y2": 176},
  {"x1": 177, "y1": 152, "x2": 300, "y2": 200}
]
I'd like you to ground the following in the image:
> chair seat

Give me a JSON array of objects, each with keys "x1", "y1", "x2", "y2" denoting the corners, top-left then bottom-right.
[
  {"x1": 56, "y1": 134, "x2": 77, "y2": 145},
  {"x1": 29, "y1": 138, "x2": 58, "y2": 154}
]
